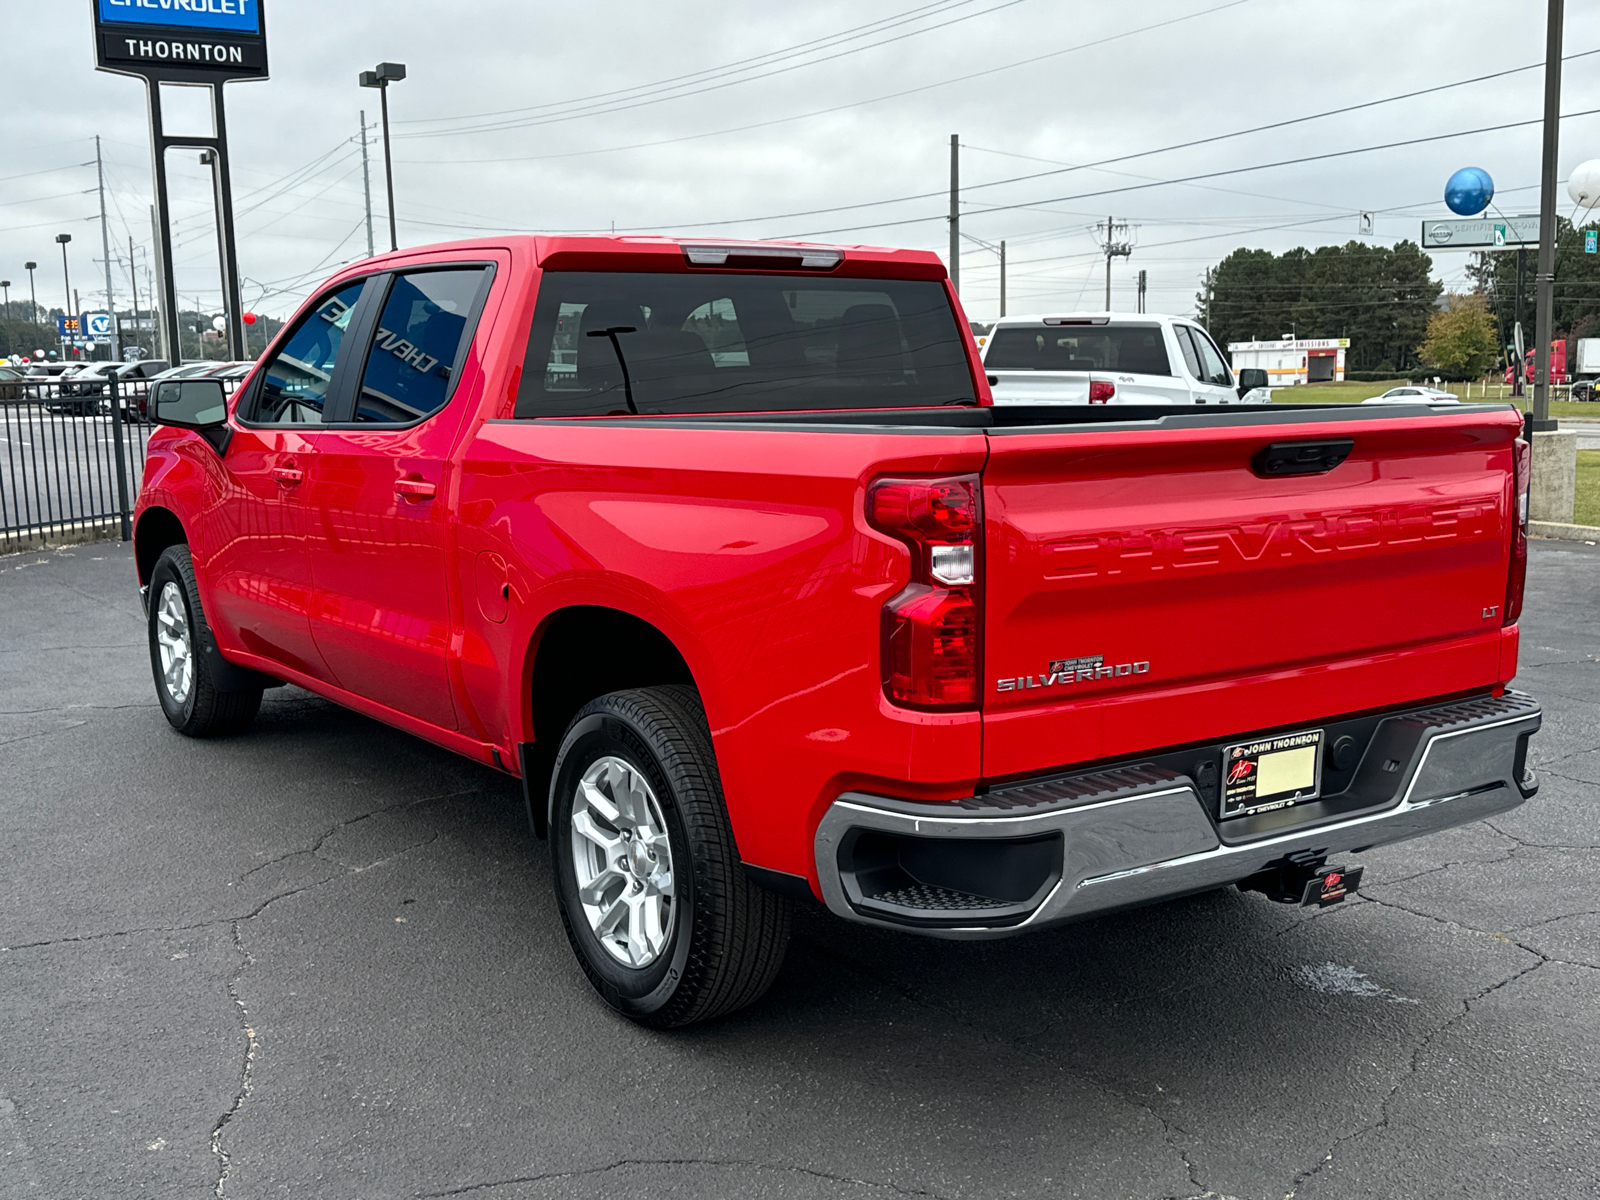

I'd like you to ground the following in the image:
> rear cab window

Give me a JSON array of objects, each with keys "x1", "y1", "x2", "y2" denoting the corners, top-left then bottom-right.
[
  {"x1": 514, "y1": 272, "x2": 972, "y2": 416},
  {"x1": 984, "y1": 322, "x2": 1171, "y2": 376}
]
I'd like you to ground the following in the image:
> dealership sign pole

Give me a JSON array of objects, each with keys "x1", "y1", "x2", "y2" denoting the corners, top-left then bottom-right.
[{"x1": 91, "y1": 0, "x2": 268, "y2": 365}]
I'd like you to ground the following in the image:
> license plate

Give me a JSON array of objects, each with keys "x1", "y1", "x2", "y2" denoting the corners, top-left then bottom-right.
[{"x1": 1220, "y1": 729, "x2": 1324, "y2": 819}]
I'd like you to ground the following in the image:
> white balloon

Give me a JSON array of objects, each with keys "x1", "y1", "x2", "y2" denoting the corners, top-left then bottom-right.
[{"x1": 1568, "y1": 159, "x2": 1600, "y2": 212}]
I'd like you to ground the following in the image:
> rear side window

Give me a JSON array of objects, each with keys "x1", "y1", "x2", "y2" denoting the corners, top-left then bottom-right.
[
  {"x1": 352, "y1": 268, "x2": 489, "y2": 424},
  {"x1": 250, "y1": 282, "x2": 365, "y2": 425},
  {"x1": 984, "y1": 323, "x2": 1170, "y2": 375},
  {"x1": 513, "y1": 271, "x2": 972, "y2": 416},
  {"x1": 1175, "y1": 326, "x2": 1204, "y2": 379}
]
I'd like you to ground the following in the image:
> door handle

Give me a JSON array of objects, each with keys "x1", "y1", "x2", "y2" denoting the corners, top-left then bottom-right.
[
  {"x1": 270, "y1": 466, "x2": 303, "y2": 485},
  {"x1": 395, "y1": 478, "x2": 437, "y2": 499}
]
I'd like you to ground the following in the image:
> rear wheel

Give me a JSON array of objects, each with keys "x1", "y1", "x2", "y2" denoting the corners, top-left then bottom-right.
[
  {"x1": 550, "y1": 686, "x2": 791, "y2": 1027},
  {"x1": 148, "y1": 545, "x2": 262, "y2": 737}
]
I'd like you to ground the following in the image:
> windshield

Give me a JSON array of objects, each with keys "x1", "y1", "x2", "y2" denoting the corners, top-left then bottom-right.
[
  {"x1": 514, "y1": 271, "x2": 973, "y2": 416},
  {"x1": 984, "y1": 322, "x2": 1171, "y2": 375}
]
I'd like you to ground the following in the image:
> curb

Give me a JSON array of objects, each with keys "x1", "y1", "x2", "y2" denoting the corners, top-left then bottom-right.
[
  {"x1": 1530, "y1": 520, "x2": 1600, "y2": 544},
  {"x1": 1, "y1": 521, "x2": 125, "y2": 557}
]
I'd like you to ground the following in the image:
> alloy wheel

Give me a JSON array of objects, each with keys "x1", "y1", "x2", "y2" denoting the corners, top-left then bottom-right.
[{"x1": 569, "y1": 755, "x2": 676, "y2": 968}]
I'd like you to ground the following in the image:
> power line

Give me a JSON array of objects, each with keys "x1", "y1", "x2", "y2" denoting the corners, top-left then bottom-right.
[
  {"x1": 395, "y1": 0, "x2": 987, "y2": 129},
  {"x1": 780, "y1": 106, "x2": 1600, "y2": 238},
  {"x1": 440, "y1": 46, "x2": 1597, "y2": 241},
  {"x1": 397, "y1": 0, "x2": 1031, "y2": 140},
  {"x1": 399, "y1": 0, "x2": 1254, "y2": 162}
]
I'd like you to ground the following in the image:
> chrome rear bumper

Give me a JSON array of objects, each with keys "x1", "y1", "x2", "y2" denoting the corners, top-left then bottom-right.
[{"x1": 813, "y1": 693, "x2": 1540, "y2": 938}]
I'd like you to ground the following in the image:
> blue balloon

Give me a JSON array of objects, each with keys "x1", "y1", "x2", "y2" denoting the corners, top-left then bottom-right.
[{"x1": 1445, "y1": 166, "x2": 1495, "y2": 216}]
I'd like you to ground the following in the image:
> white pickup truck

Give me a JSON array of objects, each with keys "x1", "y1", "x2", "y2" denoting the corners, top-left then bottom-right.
[{"x1": 980, "y1": 311, "x2": 1268, "y2": 406}]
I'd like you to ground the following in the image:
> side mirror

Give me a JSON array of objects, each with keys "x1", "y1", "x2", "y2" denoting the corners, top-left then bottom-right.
[
  {"x1": 152, "y1": 379, "x2": 228, "y2": 429},
  {"x1": 1236, "y1": 368, "x2": 1268, "y2": 397}
]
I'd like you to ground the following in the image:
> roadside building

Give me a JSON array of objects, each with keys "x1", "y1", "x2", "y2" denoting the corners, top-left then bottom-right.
[{"x1": 1226, "y1": 337, "x2": 1349, "y2": 386}]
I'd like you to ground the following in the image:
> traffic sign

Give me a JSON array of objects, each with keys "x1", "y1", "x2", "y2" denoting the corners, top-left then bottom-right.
[
  {"x1": 1586, "y1": 229, "x2": 1598, "y2": 255},
  {"x1": 1421, "y1": 215, "x2": 1540, "y2": 250}
]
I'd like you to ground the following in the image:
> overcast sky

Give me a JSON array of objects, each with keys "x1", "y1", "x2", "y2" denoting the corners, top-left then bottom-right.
[{"x1": 6, "y1": 0, "x2": 1600, "y2": 329}]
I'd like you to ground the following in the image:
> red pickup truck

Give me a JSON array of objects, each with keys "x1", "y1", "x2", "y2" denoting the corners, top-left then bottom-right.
[{"x1": 136, "y1": 236, "x2": 1541, "y2": 1027}]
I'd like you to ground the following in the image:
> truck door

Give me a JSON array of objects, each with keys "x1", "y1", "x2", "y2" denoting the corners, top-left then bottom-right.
[
  {"x1": 299, "y1": 265, "x2": 496, "y2": 731},
  {"x1": 203, "y1": 281, "x2": 366, "y2": 684}
]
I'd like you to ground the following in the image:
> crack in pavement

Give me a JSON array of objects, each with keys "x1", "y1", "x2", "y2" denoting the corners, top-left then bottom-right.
[
  {"x1": 1279, "y1": 954, "x2": 1547, "y2": 1200},
  {"x1": 414, "y1": 1156, "x2": 960, "y2": 1198},
  {"x1": 211, "y1": 919, "x2": 258, "y2": 1199},
  {"x1": 234, "y1": 787, "x2": 479, "y2": 884},
  {"x1": 0, "y1": 703, "x2": 157, "y2": 716},
  {"x1": 793, "y1": 933, "x2": 1210, "y2": 1198},
  {"x1": 1482, "y1": 819, "x2": 1600, "y2": 852}
]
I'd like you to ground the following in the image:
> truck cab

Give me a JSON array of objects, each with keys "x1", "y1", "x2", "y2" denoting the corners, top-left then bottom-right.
[{"x1": 981, "y1": 312, "x2": 1265, "y2": 406}]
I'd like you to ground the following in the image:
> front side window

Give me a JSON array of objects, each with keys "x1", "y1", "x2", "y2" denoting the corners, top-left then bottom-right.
[
  {"x1": 251, "y1": 282, "x2": 365, "y2": 425},
  {"x1": 1188, "y1": 327, "x2": 1233, "y2": 387},
  {"x1": 984, "y1": 323, "x2": 1171, "y2": 376},
  {"x1": 514, "y1": 271, "x2": 972, "y2": 416},
  {"x1": 352, "y1": 268, "x2": 488, "y2": 424}
]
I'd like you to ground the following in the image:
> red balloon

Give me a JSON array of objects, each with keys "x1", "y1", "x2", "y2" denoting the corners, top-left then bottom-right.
[{"x1": 242, "y1": 312, "x2": 257, "y2": 325}]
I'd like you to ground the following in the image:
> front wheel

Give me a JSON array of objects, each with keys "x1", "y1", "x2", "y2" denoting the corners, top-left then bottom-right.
[
  {"x1": 148, "y1": 545, "x2": 262, "y2": 737},
  {"x1": 550, "y1": 686, "x2": 791, "y2": 1027}
]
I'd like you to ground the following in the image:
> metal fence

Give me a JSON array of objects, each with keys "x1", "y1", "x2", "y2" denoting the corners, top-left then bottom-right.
[{"x1": 0, "y1": 375, "x2": 153, "y2": 553}]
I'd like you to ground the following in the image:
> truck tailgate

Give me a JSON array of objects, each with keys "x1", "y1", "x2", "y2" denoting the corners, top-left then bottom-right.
[{"x1": 980, "y1": 408, "x2": 1521, "y2": 779}]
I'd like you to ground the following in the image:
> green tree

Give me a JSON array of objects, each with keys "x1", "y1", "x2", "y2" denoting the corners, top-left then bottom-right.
[
  {"x1": 1467, "y1": 217, "x2": 1600, "y2": 350},
  {"x1": 1199, "y1": 240, "x2": 1441, "y2": 372},
  {"x1": 1418, "y1": 295, "x2": 1499, "y2": 380}
]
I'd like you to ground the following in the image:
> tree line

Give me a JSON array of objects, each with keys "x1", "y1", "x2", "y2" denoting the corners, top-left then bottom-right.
[{"x1": 1198, "y1": 240, "x2": 1440, "y2": 376}]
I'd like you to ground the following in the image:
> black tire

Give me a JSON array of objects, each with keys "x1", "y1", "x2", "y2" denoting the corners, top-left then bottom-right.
[
  {"x1": 549, "y1": 686, "x2": 791, "y2": 1028},
  {"x1": 147, "y1": 545, "x2": 262, "y2": 737}
]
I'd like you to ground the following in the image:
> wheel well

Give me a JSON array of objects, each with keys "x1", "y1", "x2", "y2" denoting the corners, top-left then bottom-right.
[
  {"x1": 525, "y1": 606, "x2": 696, "y2": 814},
  {"x1": 135, "y1": 508, "x2": 187, "y2": 586}
]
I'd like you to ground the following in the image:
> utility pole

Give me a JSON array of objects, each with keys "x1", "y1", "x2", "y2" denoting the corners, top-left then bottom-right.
[
  {"x1": 97, "y1": 136, "x2": 118, "y2": 361},
  {"x1": 999, "y1": 239, "x2": 1006, "y2": 318},
  {"x1": 1137, "y1": 269, "x2": 1148, "y2": 314},
  {"x1": 1099, "y1": 216, "x2": 1132, "y2": 310},
  {"x1": 948, "y1": 134, "x2": 960, "y2": 294},
  {"x1": 150, "y1": 205, "x2": 168, "y2": 363},
  {"x1": 1531, "y1": 0, "x2": 1563, "y2": 432},
  {"x1": 360, "y1": 110, "x2": 375, "y2": 258},
  {"x1": 128, "y1": 236, "x2": 143, "y2": 359}
]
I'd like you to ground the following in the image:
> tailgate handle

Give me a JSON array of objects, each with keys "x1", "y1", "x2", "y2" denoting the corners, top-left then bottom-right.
[{"x1": 1253, "y1": 439, "x2": 1354, "y2": 477}]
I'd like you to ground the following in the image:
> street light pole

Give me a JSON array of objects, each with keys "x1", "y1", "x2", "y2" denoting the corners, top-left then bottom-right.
[
  {"x1": 25, "y1": 262, "x2": 37, "y2": 326},
  {"x1": 1, "y1": 281, "x2": 10, "y2": 322},
  {"x1": 56, "y1": 233, "x2": 73, "y2": 358},
  {"x1": 360, "y1": 63, "x2": 407, "y2": 253}
]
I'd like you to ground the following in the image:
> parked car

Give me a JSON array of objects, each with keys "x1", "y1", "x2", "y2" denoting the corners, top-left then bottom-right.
[
  {"x1": 135, "y1": 235, "x2": 1540, "y2": 1027},
  {"x1": 47, "y1": 359, "x2": 172, "y2": 416},
  {"x1": 981, "y1": 312, "x2": 1269, "y2": 404},
  {"x1": 1361, "y1": 386, "x2": 1461, "y2": 405},
  {"x1": 0, "y1": 365, "x2": 26, "y2": 401}
]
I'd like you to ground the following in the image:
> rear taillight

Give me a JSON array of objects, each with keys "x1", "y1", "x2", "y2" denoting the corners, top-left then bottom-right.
[
  {"x1": 868, "y1": 475, "x2": 981, "y2": 709},
  {"x1": 1504, "y1": 436, "x2": 1530, "y2": 626},
  {"x1": 1088, "y1": 380, "x2": 1115, "y2": 404}
]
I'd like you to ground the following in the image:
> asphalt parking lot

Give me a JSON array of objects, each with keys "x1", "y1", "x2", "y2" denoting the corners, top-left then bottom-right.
[{"x1": 1, "y1": 540, "x2": 1595, "y2": 1200}]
